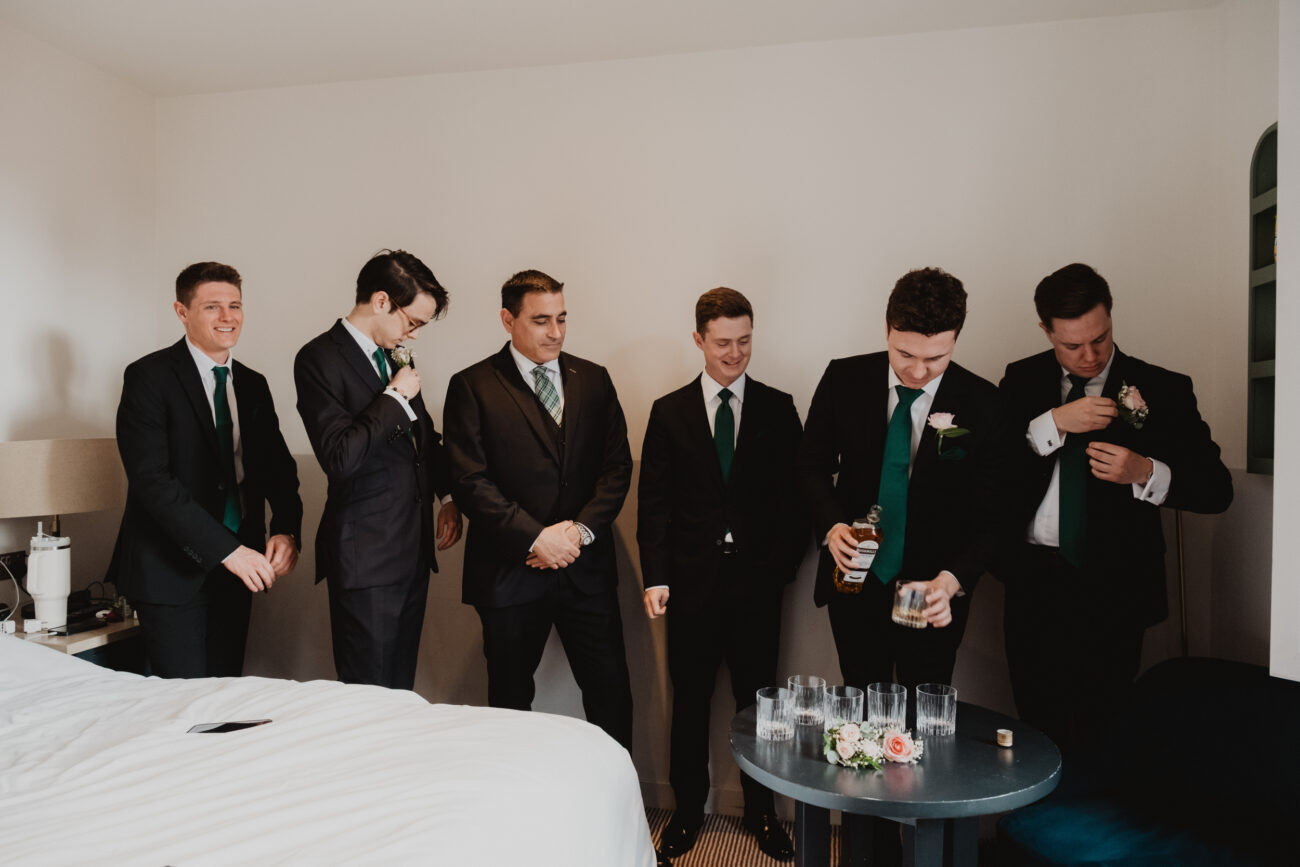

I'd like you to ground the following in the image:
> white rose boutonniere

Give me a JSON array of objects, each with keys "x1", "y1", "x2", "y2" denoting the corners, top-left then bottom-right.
[
  {"x1": 391, "y1": 345, "x2": 415, "y2": 369},
  {"x1": 1116, "y1": 382, "x2": 1148, "y2": 429},
  {"x1": 927, "y1": 412, "x2": 970, "y2": 456}
]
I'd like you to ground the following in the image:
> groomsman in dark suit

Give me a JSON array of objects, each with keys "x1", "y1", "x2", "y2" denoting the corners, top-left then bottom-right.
[
  {"x1": 996, "y1": 263, "x2": 1232, "y2": 758},
  {"x1": 111, "y1": 262, "x2": 302, "y2": 678},
  {"x1": 295, "y1": 249, "x2": 462, "y2": 689},
  {"x1": 638, "y1": 288, "x2": 804, "y2": 862},
  {"x1": 443, "y1": 270, "x2": 634, "y2": 749}
]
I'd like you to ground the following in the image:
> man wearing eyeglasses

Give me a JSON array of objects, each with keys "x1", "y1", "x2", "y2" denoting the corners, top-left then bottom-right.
[{"x1": 295, "y1": 249, "x2": 463, "y2": 689}]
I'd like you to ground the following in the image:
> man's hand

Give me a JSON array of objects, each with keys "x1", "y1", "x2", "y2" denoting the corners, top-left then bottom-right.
[
  {"x1": 1051, "y1": 396, "x2": 1117, "y2": 436},
  {"x1": 389, "y1": 365, "x2": 421, "y2": 400},
  {"x1": 826, "y1": 522, "x2": 862, "y2": 574},
  {"x1": 224, "y1": 545, "x2": 278, "y2": 592},
  {"x1": 907, "y1": 572, "x2": 962, "y2": 628},
  {"x1": 264, "y1": 534, "x2": 299, "y2": 577},
  {"x1": 644, "y1": 587, "x2": 669, "y2": 619},
  {"x1": 524, "y1": 521, "x2": 582, "y2": 570},
  {"x1": 1086, "y1": 442, "x2": 1154, "y2": 485},
  {"x1": 436, "y1": 501, "x2": 463, "y2": 550}
]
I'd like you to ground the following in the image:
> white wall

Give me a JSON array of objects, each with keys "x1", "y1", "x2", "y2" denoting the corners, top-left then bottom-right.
[
  {"x1": 0, "y1": 20, "x2": 156, "y2": 588},
  {"x1": 149, "y1": 6, "x2": 1279, "y2": 809},
  {"x1": 1270, "y1": 0, "x2": 1299, "y2": 682}
]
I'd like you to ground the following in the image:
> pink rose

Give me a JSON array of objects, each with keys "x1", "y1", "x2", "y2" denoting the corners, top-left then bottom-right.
[
  {"x1": 927, "y1": 412, "x2": 956, "y2": 431},
  {"x1": 838, "y1": 723, "x2": 862, "y2": 743},
  {"x1": 882, "y1": 732, "x2": 915, "y2": 763},
  {"x1": 1121, "y1": 386, "x2": 1147, "y2": 411},
  {"x1": 836, "y1": 739, "x2": 858, "y2": 760}
]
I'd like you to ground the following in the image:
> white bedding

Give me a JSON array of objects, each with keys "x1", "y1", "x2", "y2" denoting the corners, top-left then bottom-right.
[{"x1": 0, "y1": 636, "x2": 655, "y2": 866}]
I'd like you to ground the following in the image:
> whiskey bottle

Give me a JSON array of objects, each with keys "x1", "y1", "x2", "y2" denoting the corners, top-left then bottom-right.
[{"x1": 832, "y1": 505, "x2": 883, "y2": 595}]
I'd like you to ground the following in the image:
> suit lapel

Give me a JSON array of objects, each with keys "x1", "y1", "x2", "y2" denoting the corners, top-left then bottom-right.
[
  {"x1": 491, "y1": 346, "x2": 561, "y2": 465},
  {"x1": 682, "y1": 376, "x2": 726, "y2": 489},
  {"x1": 866, "y1": 356, "x2": 890, "y2": 461},
  {"x1": 730, "y1": 377, "x2": 766, "y2": 486},
  {"x1": 169, "y1": 339, "x2": 220, "y2": 456},
  {"x1": 329, "y1": 320, "x2": 386, "y2": 394}
]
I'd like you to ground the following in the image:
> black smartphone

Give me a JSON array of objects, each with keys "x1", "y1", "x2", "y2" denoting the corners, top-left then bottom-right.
[{"x1": 187, "y1": 719, "x2": 272, "y2": 733}]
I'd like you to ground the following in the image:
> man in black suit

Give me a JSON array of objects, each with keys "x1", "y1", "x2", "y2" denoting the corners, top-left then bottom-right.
[
  {"x1": 111, "y1": 262, "x2": 302, "y2": 678},
  {"x1": 997, "y1": 263, "x2": 1232, "y2": 758},
  {"x1": 443, "y1": 269, "x2": 634, "y2": 749},
  {"x1": 295, "y1": 250, "x2": 462, "y2": 689},
  {"x1": 638, "y1": 288, "x2": 803, "y2": 861}
]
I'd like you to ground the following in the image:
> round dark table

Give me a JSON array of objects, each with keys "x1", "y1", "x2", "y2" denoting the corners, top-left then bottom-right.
[{"x1": 730, "y1": 702, "x2": 1060, "y2": 867}]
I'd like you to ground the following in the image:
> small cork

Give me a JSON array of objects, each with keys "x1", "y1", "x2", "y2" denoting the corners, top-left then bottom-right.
[{"x1": 997, "y1": 728, "x2": 1013, "y2": 748}]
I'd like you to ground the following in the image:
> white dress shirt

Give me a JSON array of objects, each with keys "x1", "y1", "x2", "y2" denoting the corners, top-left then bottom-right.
[
  {"x1": 185, "y1": 338, "x2": 244, "y2": 486},
  {"x1": 340, "y1": 316, "x2": 417, "y2": 422},
  {"x1": 510, "y1": 342, "x2": 565, "y2": 416},
  {"x1": 886, "y1": 367, "x2": 943, "y2": 472},
  {"x1": 1025, "y1": 348, "x2": 1170, "y2": 546}
]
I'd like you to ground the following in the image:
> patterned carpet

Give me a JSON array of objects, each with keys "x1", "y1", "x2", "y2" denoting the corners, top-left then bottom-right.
[{"x1": 645, "y1": 808, "x2": 840, "y2": 866}]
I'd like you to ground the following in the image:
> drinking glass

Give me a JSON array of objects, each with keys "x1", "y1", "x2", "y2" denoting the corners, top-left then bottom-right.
[
  {"x1": 823, "y1": 685, "x2": 864, "y2": 732},
  {"x1": 787, "y1": 675, "x2": 826, "y2": 727},
  {"x1": 867, "y1": 682, "x2": 907, "y2": 731},
  {"x1": 916, "y1": 683, "x2": 957, "y2": 736},
  {"x1": 891, "y1": 583, "x2": 928, "y2": 629},
  {"x1": 755, "y1": 687, "x2": 794, "y2": 741}
]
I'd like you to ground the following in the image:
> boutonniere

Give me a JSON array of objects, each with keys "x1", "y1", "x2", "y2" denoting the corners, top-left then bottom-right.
[
  {"x1": 1117, "y1": 382, "x2": 1148, "y2": 429},
  {"x1": 927, "y1": 412, "x2": 970, "y2": 455},
  {"x1": 391, "y1": 345, "x2": 415, "y2": 369}
]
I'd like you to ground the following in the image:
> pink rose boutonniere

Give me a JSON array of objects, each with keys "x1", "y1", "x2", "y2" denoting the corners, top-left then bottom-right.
[
  {"x1": 1117, "y1": 382, "x2": 1149, "y2": 429},
  {"x1": 927, "y1": 412, "x2": 970, "y2": 455}
]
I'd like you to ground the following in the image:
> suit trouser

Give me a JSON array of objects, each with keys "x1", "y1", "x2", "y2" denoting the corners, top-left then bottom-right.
[
  {"x1": 476, "y1": 572, "x2": 634, "y2": 750},
  {"x1": 826, "y1": 575, "x2": 972, "y2": 867},
  {"x1": 1002, "y1": 543, "x2": 1144, "y2": 761},
  {"x1": 134, "y1": 566, "x2": 253, "y2": 678},
  {"x1": 666, "y1": 554, "x2": 783, "y2": 818},
  {"x1": 327, "y1": 562, "x2": 430, "y2": 690}
]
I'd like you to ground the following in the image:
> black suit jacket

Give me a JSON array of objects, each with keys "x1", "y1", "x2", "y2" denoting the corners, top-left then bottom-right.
[
  {"x1": 996, "y1": 347, "x2": 1233, "y2": 625},
  {"x1": 110, "y1": 339, "x2": 302, "y2": 606},
  {"x1": 796, "y1": 353, "x2": 1008, "y2": 607},
  {"x1": 637, "y1": 375, "x2": 805, "y2": 613},
  {"x1": 443, "y1": 343, "x2": 633, "y2": 608},
  {"x1": 294, "y1": 320, "x2": 452, "y2": 590}
]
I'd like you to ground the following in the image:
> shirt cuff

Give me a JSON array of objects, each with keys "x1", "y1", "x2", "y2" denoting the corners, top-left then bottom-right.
[
  {"x1": 440, "y1": 493, "x2": 453, "y2": 505},
  {"x1": 1027, "y1": 410, "x2": 1064, "y2": 456},
  {"x1": 938, "y1": 569, "x2": 965, "y2": 597},
  {"x1": 645, "y1": 584, "x2": 668, "y2": 591},
  {"x1": 1133, "y1": 458, "x2": 1171, "y2": 505},
  {"x1": 384, "y1": 388, "x2": 418, "y2": 422}
]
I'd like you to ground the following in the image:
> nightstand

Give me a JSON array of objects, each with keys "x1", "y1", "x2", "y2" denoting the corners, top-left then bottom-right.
[{"x1": 20, "y1": 618, "x2": 146, "y2": 673}]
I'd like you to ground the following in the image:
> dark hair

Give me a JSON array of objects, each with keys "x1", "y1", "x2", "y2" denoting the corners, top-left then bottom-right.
[
  {"x1": 694, "y1": 287, "x2": 753, "y2": 335},
  {"x1": 1034, "y1": 263, "x2": 1113, "y2": 328},
  {"x1": 885, "y1": 267, "x2": 967, "y2": 336},
  {"x1": 501, "y1": 269, "x2": 564, "y2": 317},
  {"x1": 176, "y1": 262, "x2": 241, "y2": 306},
  {"x1": 355, "y1": 249, "x2": 449, "y2": 318}
]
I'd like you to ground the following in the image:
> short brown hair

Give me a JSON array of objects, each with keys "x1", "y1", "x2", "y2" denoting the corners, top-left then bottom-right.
[
  {"x1": 355, "y1": 249, "x2": 449, "y2": 317},
  {"x1": 885, "y1": 267, "x2": 966, "y2": 337},
  {"x1": 501, "y1": 269, "x2": 564, "y2": 317},
  {"x1": 176, "y1": 262, "x2": 241, "y2": 306},
  {"x1": 695, "y1": 287, "x2": 753, "y2": 335},
  {"x1": 1034, "y1": 263, "x2": 1112, "y2": 328}
]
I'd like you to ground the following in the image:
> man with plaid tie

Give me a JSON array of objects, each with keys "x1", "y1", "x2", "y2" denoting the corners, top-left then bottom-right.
[
  {"x1": 444, "y1": 269, "x2": 635, "y2": 749},
  {"x1": 996, "y1": 263, "x2": 1232, "y2": 760},
  {"x1": 111, "y1": 262, "x2": 302, "y2": 678},
  {"x1": 295, "y1": 249, "x2": 462, "y2": 689}
]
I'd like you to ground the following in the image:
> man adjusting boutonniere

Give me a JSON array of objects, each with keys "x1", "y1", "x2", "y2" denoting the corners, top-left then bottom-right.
[
  {"x1": 391, "y1": 345, "x2": 415, "y2": 369},
  {"x1": 927, "y1": 412, "x2": 969, "y2": 455}
]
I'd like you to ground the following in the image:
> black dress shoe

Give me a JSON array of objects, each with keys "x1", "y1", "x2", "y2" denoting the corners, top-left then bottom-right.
[
  {"x1": 743, "y1": 812, "x2": 795, "y2": 861},
  {"x1": 655, "y1": 846, "x2": 672, "y2": 866},
  {"x1": 659, "y1": 811, "x2": 704, "y2": 858}
]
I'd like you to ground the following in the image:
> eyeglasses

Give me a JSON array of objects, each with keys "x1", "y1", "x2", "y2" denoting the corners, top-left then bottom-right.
[{"x1": 396, "y1": 306, "x2": 430, "y2": 333}]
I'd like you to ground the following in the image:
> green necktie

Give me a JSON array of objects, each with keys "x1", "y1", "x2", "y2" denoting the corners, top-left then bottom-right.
[
  {"x1": 1058, "y1": 374, "x2": 1090, "y2": 567},
  {"x1": 212, "y1": 366, "x2": 241, "y2": 534},
  {"x1": 873, "y1": 385, "x2": 922, "y2": 583},
  {"x1": 715, "y1": 387, "x2": 735, "y2": 481},
  {"x1": 373, "y1": 347, "x2": 389, "y2": 385},
  {"x1": 533, "y1": 365, "x2": 563, "y2": 424}
]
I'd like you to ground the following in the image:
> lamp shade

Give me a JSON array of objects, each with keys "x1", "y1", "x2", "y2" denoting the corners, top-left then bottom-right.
[{"x1": 0, "y1": 438, "x2": 127, "y2": 520}]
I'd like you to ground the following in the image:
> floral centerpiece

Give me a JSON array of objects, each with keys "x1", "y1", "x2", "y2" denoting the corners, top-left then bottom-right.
[{"x1": 824, "y1": 721, "x2": 923, "y2": 769}]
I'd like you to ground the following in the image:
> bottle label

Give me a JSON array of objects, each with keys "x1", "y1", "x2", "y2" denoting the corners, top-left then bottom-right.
[{"x1": 852, "y1": 541, "x2": 879, "y2": 573}]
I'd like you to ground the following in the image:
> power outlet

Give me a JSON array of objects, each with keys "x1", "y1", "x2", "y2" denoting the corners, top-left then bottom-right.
[{"x1": 0, "y1": 550, "x2": 27, "y2": 582}]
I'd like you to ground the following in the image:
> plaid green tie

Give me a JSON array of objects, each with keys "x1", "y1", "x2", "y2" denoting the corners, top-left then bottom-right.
[
  {"x1": 532, "y1": 365, "x2": 562, "y2": 424},
  {"x1": 1058, "y1": 374, "x2": 1090, "y2": 567},
  {"x1": 872, "y1": 385, "x2": 922, "y2": 583},
  {"x1": 212, "y1": 366, "x2": 241, "y2": 534},
  {"x1": 714, "y1": 387, "x2": 735, "y2": 481},
  {"x1": 373, "y1": 347, "x2": 389, "y2": 385}
]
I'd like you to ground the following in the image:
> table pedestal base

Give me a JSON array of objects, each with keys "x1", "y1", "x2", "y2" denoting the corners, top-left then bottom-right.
[{"x1": 795, "y1": 811, "x2": 979, "y2": 867}]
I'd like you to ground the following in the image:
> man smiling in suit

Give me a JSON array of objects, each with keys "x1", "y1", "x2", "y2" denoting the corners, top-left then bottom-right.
[
  {"x1": 638, "y1": 288, "x2": 804, "y2": 862},
  {"x1": 295, "y1": 249, "x2": 462, "y2": 689},
  {"x1": 997, "y1": 263, "x2": 1232, "y2": 759},
  {"x1": 444, "y1": 269, "x2": 634, "y2": 748},
  {"x1": 111, "y1": 262, "x2": 302, "y2": 678}
]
